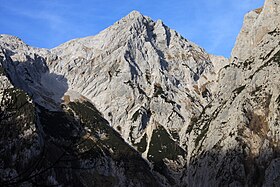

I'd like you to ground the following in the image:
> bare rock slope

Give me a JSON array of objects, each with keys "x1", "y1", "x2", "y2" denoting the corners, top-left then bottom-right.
[
  {"x1": 1, "y1": 0, "x2": 280, "y2": 186},
  {"x1": 183, "y1": 0, "x2": 280, "y2": 186}
]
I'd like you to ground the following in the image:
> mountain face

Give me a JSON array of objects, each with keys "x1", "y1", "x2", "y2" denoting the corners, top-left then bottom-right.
[
  {"x1": 0, "y1": 0, "x2": 280, "y2": 186},
  {"x1": 48, "y1": 11, "x2": 225, "y2": 180},
  {"x1": 182, "y1": 0, "x2": 280, "y2": 186},
  {"x1": 0, "y1": 38, "x2": 162, "y2": 186}
]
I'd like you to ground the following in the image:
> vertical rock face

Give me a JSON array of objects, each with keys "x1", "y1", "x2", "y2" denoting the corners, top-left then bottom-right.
[
  {"x1": 47, "y1": 11, "x2": 226, "y2": 183},
  {"x1": 0, "y1": 0, "x2": 280, "y2": 186},
  {"x1": 182, "y1": 0, "x2": 280, "y2": 186},
  {"x1": 231, "y1": 0, "x2": 280, "y2": 62}
]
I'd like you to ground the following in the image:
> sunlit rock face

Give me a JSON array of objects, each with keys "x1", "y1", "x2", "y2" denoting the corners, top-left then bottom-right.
[
  {"x1": 0, "y1": 35, "x2": 163, "y2": 187},
  {"x1": 1, "y1": 0, "x2": 280, "y2": 186},
  {"x1": 47, "y1": 10, "x2": 227, "y2": 183},
  {"x1": 182, "y1": 0, "x2": 280, "y2": 186}
]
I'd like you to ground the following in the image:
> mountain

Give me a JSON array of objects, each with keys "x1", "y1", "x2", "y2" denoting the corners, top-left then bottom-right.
[
  {"x1": 48, "y1": 10, "x2": 227, "y2": 183},
  {"x1": 182, "y1": 0, "x2": 280, "y2": 186},
  {"x1": 0, "y1": 36, "x2": 162, "y2": 186},
  {"x1": 0, "y1": 0, "x2": 280, "y2": 186}
]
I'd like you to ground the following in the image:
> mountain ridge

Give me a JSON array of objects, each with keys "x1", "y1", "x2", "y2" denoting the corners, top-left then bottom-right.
[{"x1": 1, "y1": 0, "x2": 280, "y2": 186}]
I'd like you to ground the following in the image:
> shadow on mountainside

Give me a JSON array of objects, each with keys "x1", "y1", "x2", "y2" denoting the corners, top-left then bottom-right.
[
  {"x1": 2, "y1": 40, "x2": 279, "y2": 186},
  {"x1": 0, "y1": 48, "x2": 68, "y2": 110},
  {"x1": 0, "y1": 50, "x2": 161, "y2": 186},
  {"x1": 181, "y1": 146, "x2": 280, "y2": 187}
]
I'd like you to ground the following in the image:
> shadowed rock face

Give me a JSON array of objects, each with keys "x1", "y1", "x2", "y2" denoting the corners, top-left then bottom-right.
[
  {"x1": 0, "y1": 0, "x2": 280, "y2": 186},
  {"x1": 46, "y1": 11, "x2": 226, "y2": 180},
  {"x1": 0, "y1": 42, "x2": 163, "y2": 187}
]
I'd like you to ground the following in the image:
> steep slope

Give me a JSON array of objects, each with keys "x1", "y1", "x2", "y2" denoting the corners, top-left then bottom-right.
[
  {"x1": 0, "y1": 56, "x2": 43, "y2": 186},
  {"x1": 182, "y1": 0, "x2": 280, "y2": 186},
  {"x1": 0, "y1": 36, "x2": 163, "y2": 186},
  {"x1": 1, "y1": 0, "x2": 280, "y2": 186},
  {"x1": 47, "y1": 11, "x2": 227, "y2": 181},
  {"x1": 0, "y1": 11, "x2": 228, "y2": 184},
  {"x1": 232, "y1": 0, "x2": 280, "y2": 62}
]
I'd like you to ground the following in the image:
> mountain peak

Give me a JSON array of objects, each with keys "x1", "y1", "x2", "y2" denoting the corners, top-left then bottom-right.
[
  {"x1": 2, "y1": 0, "x2": 280, "y2": 186},
  {"x1": 119, "y1": 10, "x2": 148, "y2": 24},
  {"x1": 0, "y1": 34, "x2": 24, "y2": 46},
  {"x1": 127, "y1": 10, "x2": 143, "y2": 18}
]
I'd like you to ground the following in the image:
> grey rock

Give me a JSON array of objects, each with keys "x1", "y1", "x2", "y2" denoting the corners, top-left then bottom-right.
[{"x1": 1, "y1": 0, "x2": 280, "y2": 186}]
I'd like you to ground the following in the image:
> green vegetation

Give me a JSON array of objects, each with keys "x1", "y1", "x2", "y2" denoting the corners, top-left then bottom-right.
[
  {"x1": 67, "y1": 101, "x2": 157, "y2": 183},
  {"x1": 39, "y1": 107, "x2": 81, "y2": 142},
  {"x1": 0, "y1": 88, "x2": 36, "y2": 148},
  {"x1": 147, "y1": 125, "x2": 185, "y2": 185},
  {"x1": 90, "y1": 172, "x2": 117, "y2": 187},
  {"x1": 147, "y1": 125, "x2": 185, "y2": 163},
  {"x1": 1, "y1": 88, "x2": 35, "y2": 124},
  {"x1": 147, "y1": 126, "x2": 185, "y2": 184},
  {"x1": 69, "y1": 101, "x2": 139, "y2": 159},
  {"x1": 37, "y1": 100, "x2": 156, "y2": 185}
]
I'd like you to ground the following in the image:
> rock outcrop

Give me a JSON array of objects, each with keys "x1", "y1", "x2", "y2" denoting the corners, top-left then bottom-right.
[
  {"x1": 0, "y1": 35, "x2": 164, "y2": 186},
  {"x1": 183, "y1": 0, "x2": 280, "y2": 186},
  {"x1": 0, "y1": 0, "x2": 280, "y2": 186},
  {"x1": 47, "y1": 11, "x2": 226, "y2": 183}
]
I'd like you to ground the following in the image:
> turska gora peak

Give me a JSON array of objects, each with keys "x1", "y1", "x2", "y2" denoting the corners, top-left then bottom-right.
[{"x1": 1, "y1": 0, "x2": 280, "y2": 186}]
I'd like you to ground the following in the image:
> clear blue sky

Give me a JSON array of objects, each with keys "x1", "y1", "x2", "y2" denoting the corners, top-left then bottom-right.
[{"x1": 0, "y1": 0, "x2": 264, "y2": 57}]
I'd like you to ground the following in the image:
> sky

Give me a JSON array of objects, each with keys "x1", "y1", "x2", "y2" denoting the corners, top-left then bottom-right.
[{"x1": 0, "y1": 0, "x2": 265, "y2": 57}]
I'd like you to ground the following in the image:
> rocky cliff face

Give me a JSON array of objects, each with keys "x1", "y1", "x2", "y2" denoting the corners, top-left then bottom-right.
[
  {"x1": 0, "y1": 0, "x2": 280, "y2": 186},
  {"x1": 0, "y1": 36, "x2": 163, "y2": 186},
  {"x1": 183, "y1": 0, "x2": 280, "y2": 186},
  {"x1": 47, "y1": 11, "x2": 227, "y2": 182}
]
